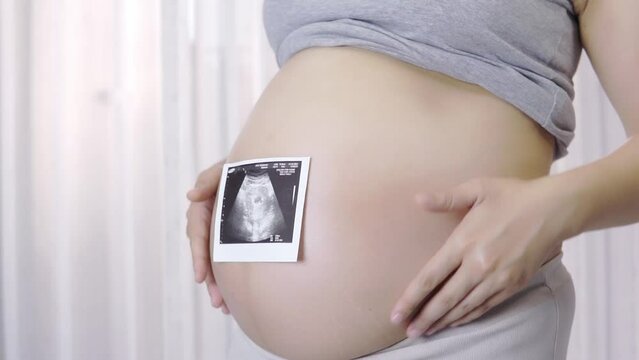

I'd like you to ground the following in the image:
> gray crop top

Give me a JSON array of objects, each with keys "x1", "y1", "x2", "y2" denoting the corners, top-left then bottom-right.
[{"x1": 262, "y1": 0, "x2": 583, "y2": 160}]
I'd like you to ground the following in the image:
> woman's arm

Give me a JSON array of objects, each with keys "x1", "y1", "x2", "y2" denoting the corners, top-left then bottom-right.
[
  {"x1": 544, "y1": 136, "x2": 639, "y2": 235},
  {"x1": 543, "y1": 0, "x2": 639, "y2": 234},
  {"x1": 389, "y1": 0, "x2": 639, "y2": 337}
]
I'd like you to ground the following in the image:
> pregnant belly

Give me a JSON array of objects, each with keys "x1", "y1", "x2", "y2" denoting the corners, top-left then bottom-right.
[{"x1": 211, "y1": 46, "x2": 556, "y2": 360}]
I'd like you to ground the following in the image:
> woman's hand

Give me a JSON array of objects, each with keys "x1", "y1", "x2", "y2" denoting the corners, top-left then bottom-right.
[
  {"x1": 389, "y1": 176, "x2": 580, "y2": 338},
  {"x1": 186, "y1": 158, "x2": 230, "y2": 314}
]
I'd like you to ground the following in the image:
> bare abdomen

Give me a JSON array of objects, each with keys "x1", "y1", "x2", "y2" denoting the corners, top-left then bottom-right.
[{"x1": 211, "y1": 46, "x2": 555, "y2": 360}]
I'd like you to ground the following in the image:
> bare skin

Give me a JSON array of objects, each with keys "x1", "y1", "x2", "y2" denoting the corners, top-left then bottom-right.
[
  {"x1": 188, "y1": 45, "x2": 557, "y2": 359},
  {"x1": 390, "y1": 0, "x2": 639, "y2": 337},
  {"x1": 187, "y1": 0, "x2": 639, "y2": 357}
]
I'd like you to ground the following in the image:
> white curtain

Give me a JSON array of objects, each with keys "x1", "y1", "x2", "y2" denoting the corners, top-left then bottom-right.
[{"x1": 0, "y1": 1, "x2": 636, "y2": 359}]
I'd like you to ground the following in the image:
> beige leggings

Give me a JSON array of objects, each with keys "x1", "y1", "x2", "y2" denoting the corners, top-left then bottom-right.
[{"x1": 226, "y1": 251, "x2": 575, "y2": 359}]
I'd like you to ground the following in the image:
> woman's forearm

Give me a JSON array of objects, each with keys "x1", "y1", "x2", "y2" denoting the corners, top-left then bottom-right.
[{"x1": 544, "y1": 134, "x2": 639, "y2": 238}]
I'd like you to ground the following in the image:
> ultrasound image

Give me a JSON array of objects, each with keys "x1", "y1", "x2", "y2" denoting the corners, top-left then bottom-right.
[{"x1": 219, "y1": 161, "x2": 302, "y2": 244}]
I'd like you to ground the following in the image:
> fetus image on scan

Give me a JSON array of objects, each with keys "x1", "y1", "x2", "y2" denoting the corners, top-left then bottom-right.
[{"x1": 220, "y1": 163, "x2": 300, "y2": 244}]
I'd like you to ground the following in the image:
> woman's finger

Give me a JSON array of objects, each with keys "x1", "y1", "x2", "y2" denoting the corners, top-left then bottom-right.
[
  {"x1": 186, "y1": 200, "x2": 213, "y2": 283},
  {"x1": 448, "y1": 288, "x2": 516, "y2": 328},
  {"x1": 187, "y1": 160, "x2": 226, "y2": 202},
  {"x1": 390, "y1": 239, "x2": 463, "y2": 325},
  {"x1": 416, "y1": 178, "x2": 485, "y2": 212},
  {"x1": 423, "y1": 275, "x2": 500, "y2": 335},
  {"x1": 205, "y1": 269, "x2": 226, "y2": 309},
  {"x1": 427, "y1": 264, "x2": 532, "y2": 334},
  {"x1": 404, "y1": 260, "x2": 482, "y2": 338},
  {"x1": 221, "y1": 304, "x2": 230, "y2": 315},
  {"x1": 187, "y1": 186, "x2": 216, "y2": 203}
]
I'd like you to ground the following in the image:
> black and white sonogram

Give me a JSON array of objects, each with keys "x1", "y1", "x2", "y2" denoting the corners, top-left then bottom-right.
[
  {"x1": 212, "y1": 157, "x2": 310, "y2": 262},
  {"x1": 221, "y1": 165, "x2": 292, "y2": 243}
]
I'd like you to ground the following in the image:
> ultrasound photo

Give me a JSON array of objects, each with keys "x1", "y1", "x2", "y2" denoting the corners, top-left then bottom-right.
[{"x1": 212, "y1": 157, "x2": 310, "y2": 262}]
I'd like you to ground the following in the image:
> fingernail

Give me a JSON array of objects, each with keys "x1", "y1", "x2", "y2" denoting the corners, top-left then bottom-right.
[
  {"x1": 406, "y1": 325, "x2": 422, "y2": 338},
  {"x1": 425, "y1": 327, "x2": 438, "y2": 336},
  {"x1": 390, "y1": 312, "x2": 404, "y2": 325}
]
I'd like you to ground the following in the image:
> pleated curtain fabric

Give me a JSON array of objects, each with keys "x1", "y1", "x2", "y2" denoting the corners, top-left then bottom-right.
[{"x1": 0, "y1": 0, "x2": 637, "y2": 359}]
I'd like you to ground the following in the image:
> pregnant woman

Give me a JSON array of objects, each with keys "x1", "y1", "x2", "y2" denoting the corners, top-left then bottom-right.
[{"x1": 186, "y1": 1, "x2": 639, "y2": 359}]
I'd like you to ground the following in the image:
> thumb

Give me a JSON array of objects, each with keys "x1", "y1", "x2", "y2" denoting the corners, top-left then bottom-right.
[{"x1": 415, "y1": 179, "x2": 484, "y2": 212}]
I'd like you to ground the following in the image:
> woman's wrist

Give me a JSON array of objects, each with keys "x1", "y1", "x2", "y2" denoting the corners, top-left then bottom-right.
[
  {"x1": 539, "y1": 135, "x2": 639, "y2": 238},
  {"x1": 533, "y1": 173, "x2": 591, "y2": 243}
]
